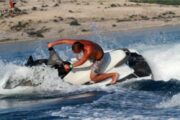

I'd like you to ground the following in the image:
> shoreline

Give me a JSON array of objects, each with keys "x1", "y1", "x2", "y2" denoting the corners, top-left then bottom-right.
[
  {"x1": 1, "y1": 23, "x2": 180, "y2": 45},
  {"x1": 0, "y1": 0, "x2": 180, "y2": 44}
]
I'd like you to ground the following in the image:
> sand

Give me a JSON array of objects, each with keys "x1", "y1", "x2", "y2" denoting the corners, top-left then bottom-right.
[{"x1": 0, "y1": 0, "x2": 180, "y2": 43}]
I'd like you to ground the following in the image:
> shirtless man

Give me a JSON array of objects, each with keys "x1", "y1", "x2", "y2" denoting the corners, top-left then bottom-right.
[
  {"x1": 9, "y1": 0, "x2": 16, "y2": 16},
  {"x1": 48, "y1": 39, "x2": 119, "y2": 84}
]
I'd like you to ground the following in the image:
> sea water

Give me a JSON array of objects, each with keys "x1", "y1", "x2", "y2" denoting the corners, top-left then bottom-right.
[{"x1": 0, "y1": 25, "x2": 180, "y2": 120}]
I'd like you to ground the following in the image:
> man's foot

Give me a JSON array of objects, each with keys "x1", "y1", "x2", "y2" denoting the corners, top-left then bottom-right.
[
  {"x1": 111, "y1": 73, "x2": 119, "y2": 84},
  {"x1": 89, "y1": 80, "x2": 95, "y2": 84}
]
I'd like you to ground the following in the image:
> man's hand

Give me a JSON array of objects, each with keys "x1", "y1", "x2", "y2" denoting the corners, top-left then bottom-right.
[
  {"x1": 48, "y1": 43, "x2": 53, "y2": 48},
  {"x1": 48, "y1": 43, "x2": 54, "y2": 51},
  {"x1": 64, "y1": 64, "x2": 73, "y2": 72}
]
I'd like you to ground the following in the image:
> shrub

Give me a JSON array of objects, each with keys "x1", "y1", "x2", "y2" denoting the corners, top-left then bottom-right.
[{"x1": 70, "y1": 20, "x2": 80, "y2": 26}]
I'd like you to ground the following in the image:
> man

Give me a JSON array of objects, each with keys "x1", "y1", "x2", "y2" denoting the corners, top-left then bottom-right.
[
  {"x1": 48, "y1": 39, "x2": 119, "y2": 84},
  {"x1": 9, "y1": 0, "x2": 16, "y2": 16},
  {"x1": 9, "y1": 0, "x2": 16, "y2": 8}
]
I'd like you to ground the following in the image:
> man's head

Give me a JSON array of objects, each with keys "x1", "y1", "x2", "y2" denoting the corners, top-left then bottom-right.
[{"x1": 72, "y1": 42, "x2": 84, "y2": 53}]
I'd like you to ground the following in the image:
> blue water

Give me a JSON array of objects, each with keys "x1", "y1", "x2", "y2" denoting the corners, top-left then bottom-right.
[{"x1": 0, "y1": 25, "x2": 180, "y2": 120}]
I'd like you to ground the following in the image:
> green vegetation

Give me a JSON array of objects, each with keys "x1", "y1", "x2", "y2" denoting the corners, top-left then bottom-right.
[{"x1": 129, "y1": 0, "x2": 180, "y2": 5}]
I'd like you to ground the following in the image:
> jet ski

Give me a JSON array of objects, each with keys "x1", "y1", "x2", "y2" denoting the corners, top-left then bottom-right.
[{"x1": 3, "y1": 48, "x2": 153, "y2": 89}]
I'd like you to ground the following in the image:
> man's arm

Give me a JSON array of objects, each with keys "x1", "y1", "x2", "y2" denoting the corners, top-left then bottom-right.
[
  {"x1": 73, "y1": 50, "x2": 91, "y2": 67},
  {"x1": 48, "y1": 39, "x2": 76, "y2": 48}
]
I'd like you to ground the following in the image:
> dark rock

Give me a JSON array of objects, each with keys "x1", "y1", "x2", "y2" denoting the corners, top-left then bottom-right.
[
  {"x1": 53, "y1": 19, "x2": 58, "y2": 22},
  {"x1": 11, "y1": 21, "x2": 29, "y2": 31},
  {"x1": 26, "y1": 27, "x2": 50, "y2": 38},
  {"x1": 53, "y1": 3, "x2": 59, "y2": 7},
  {"x1": 32, "y1": 7, "x2": 37, "y2": 11},
  {"x1": 81, "y1": 29, "x2": 89, "y2": 32},
  {"x1": 112, "y1": 24, "x2": 117, "y2": 27},
  {"x1": 69, "y1": 10, "x2": 73, "y2": 13},
  {"x1": 70, "y1": 20, "x2": 80, "y2": 26}
]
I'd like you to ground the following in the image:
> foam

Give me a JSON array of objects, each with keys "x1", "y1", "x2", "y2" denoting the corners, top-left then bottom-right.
[
  {"x1": 157, "y1": 93, "x2": 180, "y2": 108},
  {"x1": 0, "y1": 61, "x2": 79, "y2": 96},
  {"x1": 139, "y1": 43, "x2": 180, "y2": 81},
  {"x1": 0, "y1": 60, "x2": 106, "y2": 97},
  {"x1": 50, "y1": 106, "x2": 170, "y2": 120}
]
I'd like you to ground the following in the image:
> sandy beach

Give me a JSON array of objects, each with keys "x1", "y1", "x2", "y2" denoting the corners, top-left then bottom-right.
[{"x1": 0, "y1": 0, "x2": 180, "y2": 43}]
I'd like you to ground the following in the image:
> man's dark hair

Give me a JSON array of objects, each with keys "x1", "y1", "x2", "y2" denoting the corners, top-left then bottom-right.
[{"x1": 72, "y1": 42, "x2": 84, "y2": 51}]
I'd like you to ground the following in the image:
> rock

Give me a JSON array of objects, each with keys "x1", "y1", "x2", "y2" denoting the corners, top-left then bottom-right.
[{"x1": 70, "y1": 19, "x2": 81, "y2": 26}]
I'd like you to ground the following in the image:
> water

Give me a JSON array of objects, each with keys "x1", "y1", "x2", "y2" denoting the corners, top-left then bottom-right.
[{"x1": 0, "y1": 25, "x2": 180, "y2": 120}]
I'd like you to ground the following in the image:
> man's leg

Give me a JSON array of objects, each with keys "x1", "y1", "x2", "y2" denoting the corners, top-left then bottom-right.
[
  {"x1": 90, "y1": 71, "x2": 119, "y2": 84},
  {"x1": 90, "y1": 59, "x2": 119, "y2": 84}
]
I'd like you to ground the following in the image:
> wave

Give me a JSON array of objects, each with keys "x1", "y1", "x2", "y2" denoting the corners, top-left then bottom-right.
[
  {"x1": 135, "y1": 43, "x2": 180, "y2": 81},
  {"x1": 0, "y1": 62, "x2": 79, "y2": 97},
  {"x1": 0, "y1": 61, "x2": 107, "y2": 99},
  {"x1": 122, "y1": 79, "x2": 180, "y2": 95},
  {"x1": 157, "y1": 93, "x2": 180, "y2": 108}
]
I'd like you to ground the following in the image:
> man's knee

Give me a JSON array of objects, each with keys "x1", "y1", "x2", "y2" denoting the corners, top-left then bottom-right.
[
  {"x1": 90, "y1": 72, "x2": 97, "y2": 81},
  {"x1": 90, "y1": 75, "x2": 96, "y2": 81}
]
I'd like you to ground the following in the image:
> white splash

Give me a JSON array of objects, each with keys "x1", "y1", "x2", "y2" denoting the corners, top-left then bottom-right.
[
  {"x1": 0, "y1": 60, "x2": 106, "y2": 97},
  {"x1": 157, "y1": 93, "x2": 180, "y2": 108},
  {"x1": 0, "y1": 61, "x2": 80, "y2": 96},
  {"x1": 140, "y1": 43, "x2": 180, "y2": 81}
]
